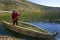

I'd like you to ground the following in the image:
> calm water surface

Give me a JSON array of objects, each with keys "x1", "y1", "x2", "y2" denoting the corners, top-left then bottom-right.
[{"x1": 30, "y1": 21, "x2": 60, "y2": 40}]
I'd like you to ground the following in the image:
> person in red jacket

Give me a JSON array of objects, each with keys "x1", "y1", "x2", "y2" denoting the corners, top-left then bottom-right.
[{"x1": 12, "y1": 10, "x2": 19, "y2": 25}]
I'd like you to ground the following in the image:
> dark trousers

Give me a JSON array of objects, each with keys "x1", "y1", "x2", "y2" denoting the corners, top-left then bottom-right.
[{"x1": 13, "y1": 21, "x2": 18, "y2": 25}]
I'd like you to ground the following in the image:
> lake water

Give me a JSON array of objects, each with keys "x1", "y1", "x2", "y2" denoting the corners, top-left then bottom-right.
[
  {"x1": 0, "y1": 21, "x2": 60, "y2": 40},
  {"x1": 29, "y1": 21, "x2": 60, "y2": 40}
]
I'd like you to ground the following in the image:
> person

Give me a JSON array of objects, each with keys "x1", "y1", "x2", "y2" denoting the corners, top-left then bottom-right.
[{"x1": 12, "y1": 10, "x2": 19, "y2": 25}]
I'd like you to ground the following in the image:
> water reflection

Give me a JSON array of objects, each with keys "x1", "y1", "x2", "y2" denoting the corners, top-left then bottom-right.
[{"x1": 30, "y1": 21, "x2": 60, "y2": 40}]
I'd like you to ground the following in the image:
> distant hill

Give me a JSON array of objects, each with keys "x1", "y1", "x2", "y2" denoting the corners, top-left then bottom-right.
[
  {"x1": 0, "y1": 0, "x2": 60, "y2": 11},
  {"x1": 0, "y1": 0, "x2": 60, "y2": 21}
]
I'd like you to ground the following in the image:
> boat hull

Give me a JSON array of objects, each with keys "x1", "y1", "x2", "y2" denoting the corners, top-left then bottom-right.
[{"x1": 3, "y1": 21, "x2": 56, "y2": 39}]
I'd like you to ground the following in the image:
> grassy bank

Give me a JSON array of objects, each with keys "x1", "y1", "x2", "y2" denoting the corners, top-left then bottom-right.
[
  {"x1": 0, "y1": 12, "x2": 60, "y2": 23},
  {"x1": 0, "y1": 11, "x2": 44, "y2": 22},
  {"x1": 0, "y1": 12, "x2": 11, "y2": 23}
]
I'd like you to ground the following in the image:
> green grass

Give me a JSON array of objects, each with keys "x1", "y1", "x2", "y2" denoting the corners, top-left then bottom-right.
[
  {"x1": 0, "y1": 11, "x2": 60, "y2": 23},
  {"x1": 0, "y1": 12, "x2": 11, "y2": 23},
  {"x1": 0, "y1": 12, "x2": 42, "y2": 22}
]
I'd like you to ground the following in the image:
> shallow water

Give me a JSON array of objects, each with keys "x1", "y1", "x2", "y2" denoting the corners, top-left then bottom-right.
[{"x1": 29, "y1": 21, "x2": 60, "y2": 40}]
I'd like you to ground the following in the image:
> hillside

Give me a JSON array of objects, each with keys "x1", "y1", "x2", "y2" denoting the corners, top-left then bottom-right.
[
  {"x1": 0, "y1": 0, "x2": 60, "y2": 22},
  {"x1": 0, "y1": 0, "x2": 60, "y2": 11}
]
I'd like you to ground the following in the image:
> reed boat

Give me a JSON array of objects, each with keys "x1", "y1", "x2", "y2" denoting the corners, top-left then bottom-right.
[{"x1": 3, "y1": 21, "x2": 58, "y2": 39}]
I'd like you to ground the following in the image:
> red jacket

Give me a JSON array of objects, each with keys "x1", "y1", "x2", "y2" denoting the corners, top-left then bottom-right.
[{"x1": 12, "y1": 11, "x2": 19, "y2": 21}]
